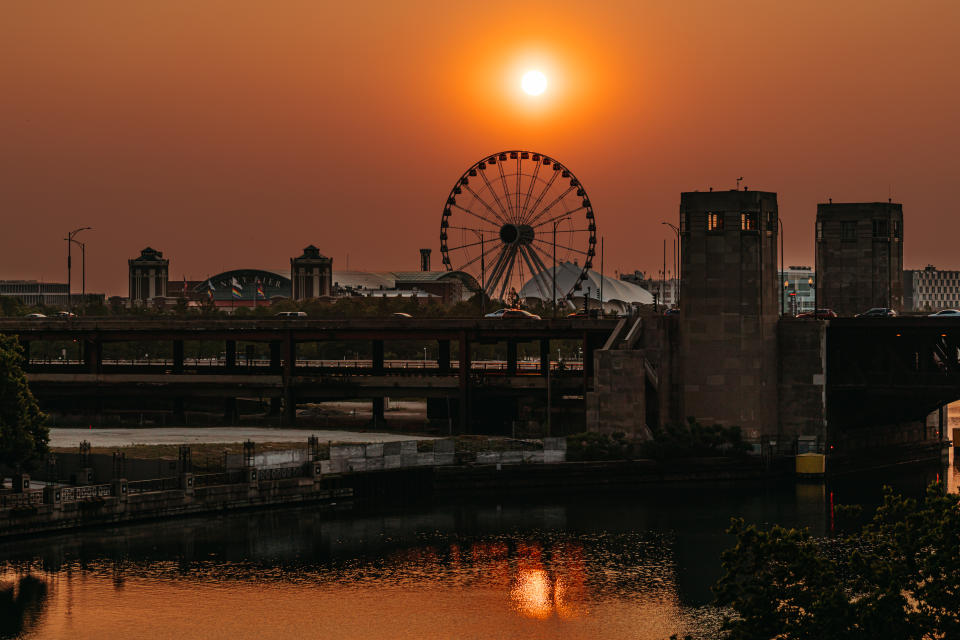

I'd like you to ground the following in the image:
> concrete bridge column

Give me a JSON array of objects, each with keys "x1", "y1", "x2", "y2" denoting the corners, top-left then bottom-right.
[
  {"x1": 372, "y1": 339, "x2": 384, "y2": 375},
  {"x1": 269, "y1": 341, "x2": 281, "y2": 372},
  {"x1": 282, "y1": 333, "x2": 296, "y2": 426},
  {"x1": 458, "y1": 331, "x2": 471, "y2": 433},
  {"x1": 506, "y1": 340, "x2": 517, "y2": 375},
  {"x1": 372, "y1": 397, "x2": 386, "y2": 426},
  {"x1": 225, "y1": 340, "x2": 237, "y2": 371},
  {"x1": 438, "y1": 339, "x2": 451, "y2": 373},
  {"x1": 173, "y1": 340, "x2": 184, "y2": 373},
  {"x1": 83, "y1": 339, "x2": 102, "y2": 374},
  {"x1": 20, "y1": 340, "x2": 30, "y2": 370},
  {"x1": 539, "y1": 339, "x2": 550, "y2": 376},
  {"x1": 172, "y1": 397, "x2": 186, "y2": 424},
  {"x1": 269, "y1": 397, "x2": 282, "y2": 417},
  {"x1": 224, "y1": 398, "x2": 238, "y2": 425}
]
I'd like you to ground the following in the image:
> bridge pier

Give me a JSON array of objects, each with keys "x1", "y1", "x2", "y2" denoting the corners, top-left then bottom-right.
[
  {"x1": 20, "y1": 340, "x2": 30, "y2": 368},
  {"x1": 225, "y1": 340, "x2": 237, "y2": 371},
  {"x1": 372, "y1": 340, "x2": 384, "y2": 374},
  {"x1": 540, "y1": 339, "x2": 549, "y2": 375},
  {"x1": 224, "y1": 398, "x2": 238, "y2": 425},
  {"x1": 83, "y1": 339, "x2": 102, "y2": 374},
  {"x1": 172, "y1": 397, "x2": 186, "y2": 424},
  {"x1": 438, "y1": 340, "x2": 450, "y2": 373},
  {"x1": 269, "y1": 341, "x2": 281, "y2": 372},
  {"x1": 173, "y1": 340, "x2": 184, "y2": 373},
  {"x1": 458, "y1": 331, "x2": 470, "y2": 434},
  {"x1": 506, "y1": 340, "x2": 517, "y2": 375},
  {"x1": 269, "y1": 397, "x2": 282, "y2": 417},
  {"x1": 372, "y1": 397, "x2": 386, "y2": 426},
  {"x1": 281, "y1": 333, "x2": 296, "y2": 426}
]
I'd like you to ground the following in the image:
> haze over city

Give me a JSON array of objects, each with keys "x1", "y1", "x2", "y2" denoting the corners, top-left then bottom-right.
[{"x1": 2, "y1": 1, "x2": 959, "y2": 295}]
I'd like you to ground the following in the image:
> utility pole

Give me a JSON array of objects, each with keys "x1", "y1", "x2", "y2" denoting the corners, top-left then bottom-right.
[{"x1": 65, "y1": 227, "x2": 92, "y2": 312}]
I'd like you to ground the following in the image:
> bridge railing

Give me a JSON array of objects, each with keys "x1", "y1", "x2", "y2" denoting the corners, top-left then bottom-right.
[{"x1": 127, "y1": 477, "x2": 180, "y2": 494}]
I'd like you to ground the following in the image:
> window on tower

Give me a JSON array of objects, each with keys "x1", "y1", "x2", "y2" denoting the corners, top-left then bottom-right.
[{"x1": 707, "y1": 212, "x2": 724, "y2": 232}]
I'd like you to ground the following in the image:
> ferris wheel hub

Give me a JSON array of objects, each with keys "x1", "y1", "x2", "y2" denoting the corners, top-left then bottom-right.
[{"x1": 499, "y1": 223, "x2": 535, "y2": 246}]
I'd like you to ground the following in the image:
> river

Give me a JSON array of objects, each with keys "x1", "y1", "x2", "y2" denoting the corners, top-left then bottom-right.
[{"x1": 1, "y1": 453, "x2": 955, "y2": 640}]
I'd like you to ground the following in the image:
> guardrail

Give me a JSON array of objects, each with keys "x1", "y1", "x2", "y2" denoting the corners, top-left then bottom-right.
[
  {"x1": 257, "y1": 465, "x2": 307, "y2": 482},
  {"x1": 61, "y1": 484, "x2": 113, "y2": 502},
  {"x1": 127, "y1": 477, "x2": 180, "y2": 494},
  {"x1": 0, "y1": 491, "x2": 45, "y2": 509}
]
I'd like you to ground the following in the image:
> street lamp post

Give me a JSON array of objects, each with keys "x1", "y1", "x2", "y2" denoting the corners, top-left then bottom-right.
[
  {"x1": 462, "y1": 230, "x2": 486, "y2": 315},
  {"x1": 65, "y1": 227, "x2": 92, "y2": 312},
  {"x1": 552, "y1": 217, "x2": 571, "y2": 318},
  {"x1": 661, "y1": 222, "x2": 680, "y2": 307}
]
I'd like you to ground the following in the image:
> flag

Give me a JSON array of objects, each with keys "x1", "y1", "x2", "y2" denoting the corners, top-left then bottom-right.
[
  {"x1": 256, "y1": 278, "x2": 265, "y2": 299},
  {"x1": 231, "y1": 284, "x2": 242, "y2": 298},
  {"x1": 206, "y1": 280, "x2": 215, "y2": 300}
]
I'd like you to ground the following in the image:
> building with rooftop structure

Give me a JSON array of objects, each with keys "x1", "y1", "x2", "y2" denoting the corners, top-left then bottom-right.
[
  {"x1": 903, "y1": 265, "x2": 960, "y2": 312},
  {"x1": 128, "y1": 247, "x2": 169, "y2": 305}
]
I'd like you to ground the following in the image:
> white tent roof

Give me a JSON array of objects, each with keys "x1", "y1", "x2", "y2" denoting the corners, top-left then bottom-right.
[{"x1": 519, "y1": 262, "x2": 654, "y2": 305}]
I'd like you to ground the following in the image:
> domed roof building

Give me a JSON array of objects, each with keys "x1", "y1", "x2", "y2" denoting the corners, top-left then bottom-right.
[{"x1": 519, "y1": 261, "x2": 654, "y2": 313}]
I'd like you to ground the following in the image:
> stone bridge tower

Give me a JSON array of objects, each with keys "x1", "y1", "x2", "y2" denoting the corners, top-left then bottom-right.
[{"x1": 678, "y1": 190, "x2": 779, "y2": 441}]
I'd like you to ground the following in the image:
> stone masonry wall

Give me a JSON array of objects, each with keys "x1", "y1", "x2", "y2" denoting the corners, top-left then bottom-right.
[{"x1": 586, "y1": 349, "x2": 652, "y2": 439}]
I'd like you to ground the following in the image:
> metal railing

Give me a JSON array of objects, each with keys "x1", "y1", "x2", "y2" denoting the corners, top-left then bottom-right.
[
  {"x1": 127, "y1": 477, "x2": 180, "y2": 494},
  {"x1": 61, "y1": 484, "x2": 113, "y2": 502},
  {"x1": 0, "y1": 491, "x2": 44, "y2": 509},
  {"x1": 257, "y1": 465, "x2": 307, "y2": 482},
  {"x1": 193, "y1": 470, "x2": 244, "y2": 487}
]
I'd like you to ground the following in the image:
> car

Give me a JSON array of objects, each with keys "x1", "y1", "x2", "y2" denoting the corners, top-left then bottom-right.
[
  {"x1": 500, "y1": 309, "x2": 541, "y2": 319},
  {"x1": 796, "y1": 308, "x2": 838, "y2": 319},
  {"x1": 275, "y1": 311, "x2": 307, "y2": 318},
  {"x1": 391, "y1": 312, "x2": 413, "y2": 318},
  {"x1": 484, "y1": 308, "x2": 509, "y2": 318},
  {"x1": 567, "y1": 309, "x2": 602, "y2": 318},
  {"x1": 663, "y1": 308, "x2": 680, "y2": 316},
  {"x1": 928, "y1": 309, "x2": 960, "y2": 317},
  {"x1": 855, "y1": 307, "x2": 897, "y2": 318},
  {"x1": 24, "y1": 313, "x2": 47, "y2": 320},
  {"x1": 55, "y1": 311, "x2": 77, "y2": 319}
]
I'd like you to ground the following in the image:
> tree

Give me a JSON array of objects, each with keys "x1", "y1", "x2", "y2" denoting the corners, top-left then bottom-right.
[
  {"x1": 0, "y1": 334, "x2": 48, "y2": 472},
  {"x1": 714, "y1": 483, "x2": 960, "y2": 639}
]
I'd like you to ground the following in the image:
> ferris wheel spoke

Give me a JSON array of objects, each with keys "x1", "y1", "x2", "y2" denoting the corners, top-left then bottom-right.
[
  {"x1": 484, "y1": 246, "x2": 512, "y2": 299},
  {"x1": 455, "y1": 239, "x2": 501, "y2": 273},
  {"x1": 532, "y1": 237, "x2": 590, "y2": 256},
  {"x1": 451, "y1": 203, "x2": 501, "y2": 229},
  {"x1": 532, "y1": 207, "x2": 589, "y2": 229},
  {"x1": 518, "y1": 160, "x2": 542, "y2": 222},
  {"x1": 525, "y1": 186, "x2": 577, "y2": 227},
  {"x1": 445, "y1": 238, "x2": 488, "y2": 252},
  {"x1": 528, "y1": 245, "x2": 560, "y2": 302},
  {"x1": 497, "y1": 247, "x2": 519, "y2": 301},
  {"x1": 478, "y1": 170, "x2": 510, "y2": 221},
  {"x1": 515, "y1": 156, "x2": 522, "y2": 216},
  {"x1": 463, "y1": 185, "x2": 509, "y2": 226},
  {"x1": 520, "y1": 169, "x2": 560, "y2": 225},
  {"x1": 518, "y1": 245, "x2": 548, "y2": 301},
  {"x1": 496, "y1": 161, "x2": 516, "y2": 222}
]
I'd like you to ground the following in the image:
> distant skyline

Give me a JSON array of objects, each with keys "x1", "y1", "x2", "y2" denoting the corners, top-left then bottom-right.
[{"x1": 2, "y1": 1, "x2": 959, "y2": 295}]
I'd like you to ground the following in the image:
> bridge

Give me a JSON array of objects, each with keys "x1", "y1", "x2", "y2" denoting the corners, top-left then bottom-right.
[{"x1": 0, "y1": 317, "x2": 617, "y2": 432}]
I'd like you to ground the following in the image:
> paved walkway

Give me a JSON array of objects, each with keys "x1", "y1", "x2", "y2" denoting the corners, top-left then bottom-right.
[{"x1": 49, "y1": 427, "x2": 432, "y2": 448}]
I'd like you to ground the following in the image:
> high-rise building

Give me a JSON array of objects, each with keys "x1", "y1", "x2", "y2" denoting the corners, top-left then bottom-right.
[
  {"x1": 128, "y1": 247, "x2": 169, "y2": 304},
  {"x1": 815, "y1": 202, "x2": 903, "y2": 315},
  {"x1": 290, "y1": 245, "x2": 333, "y2": 299},
  {"x1": 779, "y1": 266, "x2": 815, "y2": 315},
  {"x1": 903, "y1": 265, "x2": 960, "y2": 312},
  {"x1": 679, "y1": 189, "x2": 779, "y2": 439}
]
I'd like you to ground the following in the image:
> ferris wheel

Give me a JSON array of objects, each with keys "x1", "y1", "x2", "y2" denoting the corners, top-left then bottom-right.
[{"x1": 440, "y1": 150, "x2": 597, "y2": 304}]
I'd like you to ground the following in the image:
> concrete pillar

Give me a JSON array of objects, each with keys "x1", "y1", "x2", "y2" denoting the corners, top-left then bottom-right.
[
  {"x1": 224, "y1": 398, "x2": 239, "y2": 425},
  {"x1": 172, "y1": 397, "x2": 186, "y2": 424},
  {"x1": 269, "y1": 397, "x2": 282, "y2": 416},
  {"x1": 225, "y1": 340, "x2": 237, "y2": 371},
  {"x1": 21, "y1": 340, "x2": 30, "y2": 369},
  {"x1": 84, "y1": 339, "x2": 102, "y2": 374},
  {"x1": 173, "y1": 340, "x2": 184, "y2": 373},
  {"x1": 458, "y1": 331, "x2": 471, "y2": 434},
  {"x1": 269, "y1": 341, "x2": 282, "y2": 372},
  {"x1": 438, "y1": 339, "x2": 451, "y2": 373},
  {"x1": 372, "y1": 397, "x2": 386, "y2": 426},
  {"x1": 282, "y1": 388, "x2": 296, "y2": 426},
  {"x1": 282, "y1": 332, "x2": 296, "y2": 426},
  {"x1": 372, "y1": 339, "x2": 384, "y2": 375},
  {"x1": 506, "y1": 340, "x2": 518, "y2": 375},
  {"x1": 539, "y1": 339, "x2": 550, "y2": 376}
]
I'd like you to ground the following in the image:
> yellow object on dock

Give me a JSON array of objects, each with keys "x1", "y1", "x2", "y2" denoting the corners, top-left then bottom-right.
[{"x1": 796, "y1": 453, "x2": 826, "y2": 477}]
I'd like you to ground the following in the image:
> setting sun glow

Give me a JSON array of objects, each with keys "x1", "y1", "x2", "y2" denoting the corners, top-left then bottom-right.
[{"x1": 521, "y1": 70, "x2": 547, "y2": 95}]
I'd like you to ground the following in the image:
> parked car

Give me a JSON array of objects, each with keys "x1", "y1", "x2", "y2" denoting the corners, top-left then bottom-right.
[
  {"x1": 796, "y1": 308, "x2": 838, "y2": 319},
  {"x1": 24, "y1": 313, "x2": 47, "y2": 320},
  {"x1": 275, "y1": 311, "x2": 307, "y2": 318},
  {"x1": 855, "y1": 307, "x2": 897, "y2": 318},
  {"x1": 391, "y1": 312, "x2": 413, "y2": 318},
  {"x1": 928, "y1": 309, "x2": 960, "y2": 318},
  {"x1": 500, "y1": 309, "x2": 541, "y2": 319}
]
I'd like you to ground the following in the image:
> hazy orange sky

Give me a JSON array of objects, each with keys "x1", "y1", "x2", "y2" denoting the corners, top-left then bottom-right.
[{"x1": 2, "y1": 1, "x2": 959, "y2": 295}]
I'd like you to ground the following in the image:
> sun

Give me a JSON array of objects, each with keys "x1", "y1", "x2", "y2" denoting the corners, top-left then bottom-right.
[{"x1": 521, "y1": 70, "x2": 548, "y2": 96}]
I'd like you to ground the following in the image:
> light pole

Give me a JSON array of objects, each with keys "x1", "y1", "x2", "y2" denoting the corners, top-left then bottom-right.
[
  {"x1": 462, "y1": 230, "x2": 486, "y2": 315},
  {"x1": 661, "y1": 222, "x2": 680, "y2": 307},
  {"x1": 552, "y1": 217, "x2": 571, "y2": 318},
  {"x1": 65, "y1": 227, "x2": 92, "y2": 312},
  {"x1": 778, "y1": 218, "x2": 785, "y2": 317}
]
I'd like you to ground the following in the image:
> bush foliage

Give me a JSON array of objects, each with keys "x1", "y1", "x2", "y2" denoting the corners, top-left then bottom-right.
[
  {"x1": 715, "y1": 483, "x2": 960, "y2": 639},
  {"x1": 0, "y1": 334, "x2": 48, "y2": 471},
  {"x1": 566, "y1": 419, "x2": 750, "y2": 462}
]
